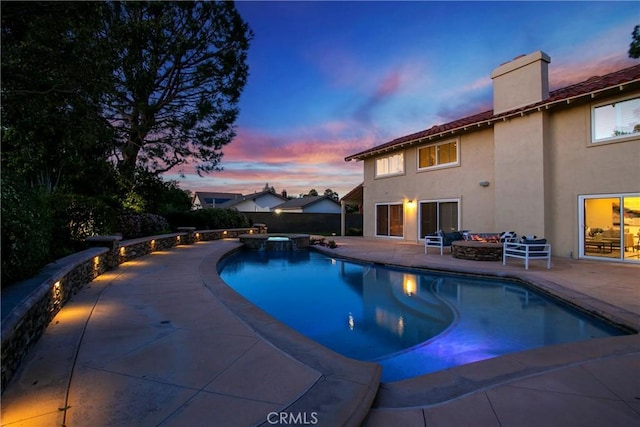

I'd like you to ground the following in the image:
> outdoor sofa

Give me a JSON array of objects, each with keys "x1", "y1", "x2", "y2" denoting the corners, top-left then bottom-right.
[{"x1": 425, "y1": 230, "x2": 518, "y2": 255}]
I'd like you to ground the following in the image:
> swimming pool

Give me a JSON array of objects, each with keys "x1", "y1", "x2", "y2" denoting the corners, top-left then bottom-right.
[{"x1": 219, "y1": 250, "x2": 627, "y2": 382}]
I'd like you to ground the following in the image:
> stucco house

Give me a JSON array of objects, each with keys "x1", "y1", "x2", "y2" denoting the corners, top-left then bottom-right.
[
  {"x1": 274, "y1": 196, "x2": 342, "y2": 214},
  {"x1": 345, "y1": 51, "x2": 640, "y2": 263},
  {"x1": 217, "y1": 190, "x2": 288, "y2": 212}
]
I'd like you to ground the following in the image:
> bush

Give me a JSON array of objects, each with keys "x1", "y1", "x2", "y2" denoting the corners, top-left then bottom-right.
[
  {"x1": 1, "y1": 178, "x2": 53, "y2": 286},
  {"x1": 47, "y1": 193, "x2": 118, "y2": 258},
  {"x1": 115, "y1": 213, "x2": 143, "y2": 238},
  {"x1": 140, "y1": 213, "x2": 170, "y2": 236},
  {"x1": 115, "y1": 212, "x2": 170, "y2": 239},
  {"x1": 346, "y1": 227, "x2": 363, "y2": 236}
]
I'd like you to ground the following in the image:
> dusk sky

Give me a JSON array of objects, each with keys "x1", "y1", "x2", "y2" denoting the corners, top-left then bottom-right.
[{"x1": 164, "y1": 1, "x2": 639, "y2": 199}]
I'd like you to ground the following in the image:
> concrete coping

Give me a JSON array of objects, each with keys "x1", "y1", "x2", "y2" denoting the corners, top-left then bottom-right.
[
  {"x1": 120, "y1": 232, "x2": 185, "y2": 247},
  {"x1": 1, "y1": 247, "x2": 109, "y2": 334},
  {"x1": 202, "y1": 247, "x2": 381, "y2": 426},
  {"x1": 85, "y1": 235, "x2": 123, "y2": 243}
]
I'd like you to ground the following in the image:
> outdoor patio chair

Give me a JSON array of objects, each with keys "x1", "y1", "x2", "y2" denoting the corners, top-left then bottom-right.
[
  {"x1": 503, "y1": 238, "x2": 551, "y2": 270},
  {"x1": 499, "y1": 231, "x2": 518, "y2": 243},
  {"x1": 425, "y1": 230, "x2": 466, "y2": 255}
]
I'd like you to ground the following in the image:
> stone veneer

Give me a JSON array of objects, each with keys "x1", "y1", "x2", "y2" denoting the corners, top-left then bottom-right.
[
  {"x1": 452, "y1": 240, "x2": 504, "y2": 261},
  {"x1": 239, "y1": 234, "x2": 311, "y2": 251},
  {"x1": 1, "y1": 226, "x2": 257, "y2": 392}
]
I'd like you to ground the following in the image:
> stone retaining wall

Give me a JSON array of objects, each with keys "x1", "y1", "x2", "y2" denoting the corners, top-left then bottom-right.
[
  {"x1": 1, "y1": 227, "x2": 256, "y2": 393},
  {"x1": 1, "y1": 248, "x2": 109, "y2": 392}
]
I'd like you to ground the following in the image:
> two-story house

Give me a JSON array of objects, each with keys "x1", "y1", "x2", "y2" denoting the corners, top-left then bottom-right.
[{"x1": 345, "y1": 51, "x2": 640, "y2": 263}]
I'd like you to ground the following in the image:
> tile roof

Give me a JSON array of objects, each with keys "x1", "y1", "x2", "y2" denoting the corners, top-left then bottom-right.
[{"x1": 345, "y1": 63, "x2": 640, "y2": 161}]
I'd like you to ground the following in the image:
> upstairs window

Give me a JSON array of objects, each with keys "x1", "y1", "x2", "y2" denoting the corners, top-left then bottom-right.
[
  {"x1": 592, "y1": 97, "x2": 640, "y2": 143},
  {"x1": 375, "y1": 152, "x2": 404, "y2": 177},
  {"x1": 418, "y1": 140, "x2": 459, "y2": 170}
]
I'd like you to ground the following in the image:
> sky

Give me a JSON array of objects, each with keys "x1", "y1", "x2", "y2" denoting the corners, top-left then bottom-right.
[{"x1": 164, "y1": 1, "x2": 639, "y2": 199}]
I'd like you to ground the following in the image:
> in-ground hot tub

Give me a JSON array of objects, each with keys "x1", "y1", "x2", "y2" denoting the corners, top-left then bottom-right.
[{"x1": 239, "y1": 234, "x2": 310, "y2": 251}]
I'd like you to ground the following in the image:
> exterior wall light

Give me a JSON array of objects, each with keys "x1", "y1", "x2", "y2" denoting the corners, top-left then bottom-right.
[{"x1": 479, "y1": 181, "x2": 490, "y2": 187}]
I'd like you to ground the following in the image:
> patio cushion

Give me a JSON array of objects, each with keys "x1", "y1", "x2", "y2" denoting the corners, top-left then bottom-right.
[
  {"x1": 442, "y1": 231, "x2": 465, "y2": 246},
  {"x1": 522, "y1": 238, "x2": 547, "y2": 251}
]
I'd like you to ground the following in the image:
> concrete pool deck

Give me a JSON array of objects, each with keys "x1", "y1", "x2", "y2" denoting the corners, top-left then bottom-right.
[{"x1": 1, "y1": 237, "x2": 639, "y2": 426}]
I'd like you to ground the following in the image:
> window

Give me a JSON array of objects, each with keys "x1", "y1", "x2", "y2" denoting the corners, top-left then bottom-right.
[
  {"x1": 419, "y1": 200, "x2": 459, "y2": 237},
  {"x1": 592, "y1": 97, "x2": 640, "y2": 143},
  {"x1": 418, "y1": 140, "x2": 458, "y2": 170},
  {"x1": 376, "y1": 203, "x2": 404, "y2": 237},
  {"x1": 375, "y1": 153, "x2": 404, "y2": 177}
]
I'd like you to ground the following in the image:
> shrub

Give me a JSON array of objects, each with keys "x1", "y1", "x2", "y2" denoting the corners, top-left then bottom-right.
[
  {"x1": 346, "y1": 227, "x2": 363, "y2": 236},
  {"x1": 115, "y1": 213, "x2": 143, "y2": 238},
  {"x1": 1, "y1": 178, "x2": 53, "y2": 286},
  {"x1": 140, "y1": 213, "x2": 170, "y2": 236},
  {"x1": 47, "y1": 193, "x2": 117, "y2": 258},
  {"x1": 115, "y1": 212, "x2": 170, "y2": 238},
  {"x1": 165, "y1": 208, "x2": 249, "y2": 230}
]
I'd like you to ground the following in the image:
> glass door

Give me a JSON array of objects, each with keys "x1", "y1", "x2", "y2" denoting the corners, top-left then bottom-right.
[
  {"x1": 419, "y1": 199, "x2": 460, "y2": 238},
  {"x1": 580, "y1": 194, "x2": 640, "y2": 262}
]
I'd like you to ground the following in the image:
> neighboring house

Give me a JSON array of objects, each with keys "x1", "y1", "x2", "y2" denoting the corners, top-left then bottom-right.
[
  {"x1": 345, "y1": 51, "x2": 640, "y2": 263},
  {"x1": 192, "y1": 191, "x2": 242, "y2": 209},
  {"x1": 274, "y1": 196, "x2": 342, "y2": 214},
  {"x1": 218, "y1": 190, "x2": 288, "y2": 212}
]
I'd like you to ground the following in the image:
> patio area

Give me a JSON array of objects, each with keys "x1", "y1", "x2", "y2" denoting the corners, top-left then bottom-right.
[{"x1": 1, "y1": 237, "x2": 638, "y2": 426}]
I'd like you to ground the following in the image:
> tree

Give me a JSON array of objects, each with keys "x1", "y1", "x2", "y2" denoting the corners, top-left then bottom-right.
[
  {"x1": 307, "y1": 189, "x2": 319, "y2": 197},
  {"x1": 324, "y1": 188, "x2": 339, "y2": 201},
  {"x1": 103, "y1": 1, "x2": 253, "y2": 181},
  {"x1": 1, "y1": 2, "x2": 116, "y2": 194},
  {"x1": 122, "y1": 169, "x2": 192, "y2": 215},
  {"x1": 629, "y1": 25, "x2": 640, "y2": 59},
  {"x1": 263, "y1": 182, "x2": 276, "y2": 193}
]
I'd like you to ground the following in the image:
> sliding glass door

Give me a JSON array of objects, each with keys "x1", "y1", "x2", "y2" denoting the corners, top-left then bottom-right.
[
  {"x1": 580, "y1": 194, "x2": 640, "y2": 262},
  {"x1": 419, "y1": 199, "x2": 460, "y2": 238},
  {"x1": 376, "y1": 203, "x2": 404, "y2": 237}
]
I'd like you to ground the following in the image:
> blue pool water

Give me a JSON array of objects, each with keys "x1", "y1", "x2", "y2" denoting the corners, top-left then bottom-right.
[{"x1": 219, "y1": 250, "x2": 627, "y2": 382}]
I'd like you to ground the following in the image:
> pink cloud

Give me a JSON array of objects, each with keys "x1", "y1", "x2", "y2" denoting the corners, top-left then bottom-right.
[
  {"x1": 375, "y1": 72, "x2": 402, "y2": 98},
  {"x1": 164, "y1": 120, "x2": 376, "y2": 198},
  {"x1": 550, "y1": 54, "x2": 637, "y2": 90},
  {"x1": 225, "y1": 124, "x2": 375, "y2": 167}
]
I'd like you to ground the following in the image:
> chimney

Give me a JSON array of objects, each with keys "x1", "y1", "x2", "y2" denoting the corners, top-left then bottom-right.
[
  {"x1": 491, "y1": 51, "x2": 550, "y2": 115},
  {"x1": 281, "y1": 189, "x2": 288, "y2": 199}
]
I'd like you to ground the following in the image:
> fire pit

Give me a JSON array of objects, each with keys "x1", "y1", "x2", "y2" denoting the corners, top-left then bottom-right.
[{"x1": 452, "y1": 233, "x2": 503, "y2": 261}]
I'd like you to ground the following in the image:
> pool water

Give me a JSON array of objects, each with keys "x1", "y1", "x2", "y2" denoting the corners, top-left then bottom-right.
[{"x1": 219, "y1": 250, "x2": 627, "y2": 381}]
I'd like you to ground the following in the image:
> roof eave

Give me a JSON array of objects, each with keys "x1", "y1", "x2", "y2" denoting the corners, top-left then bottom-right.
[{"x1": 345, "y1": 77, "x2": 640, "y2": 162}]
